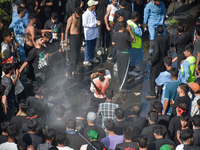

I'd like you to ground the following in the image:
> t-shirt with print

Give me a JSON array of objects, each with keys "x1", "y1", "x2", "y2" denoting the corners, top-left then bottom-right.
[
  {"x1": 116, "y1": 142, "x2": 139, "y2": 150},
  {"x1": 25, "y1": 47, "x2": 48, "y2": 74},
  {"x1": 112, "y1": 32, "x2": 133, "y2": 52},
  {"x1": 1, "y1": 42, "x2": 11, "y2": 61}
]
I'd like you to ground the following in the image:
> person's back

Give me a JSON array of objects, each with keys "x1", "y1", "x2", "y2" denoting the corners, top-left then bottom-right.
[{"x1": 0, "y1": 122, "x2": 9, "y2": 145}]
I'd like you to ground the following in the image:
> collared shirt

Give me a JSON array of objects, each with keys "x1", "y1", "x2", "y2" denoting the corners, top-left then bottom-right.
[
  {"x1": 190, "y1": 95, "x2": 200, "y2": 117},
  {"x1": 98, "y1": 101, "x2": 120, "y2": 127},
  {"x1": 82, "y1": 9, "x2": 99, "y2": 40},
  {"x1": 37, "y1": 142, "x2": 53, "y2": 150}
]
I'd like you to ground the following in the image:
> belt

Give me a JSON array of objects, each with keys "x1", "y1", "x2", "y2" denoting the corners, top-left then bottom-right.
[{"x1": 117, "y1": 50, "x2": 129, "y2": 54}]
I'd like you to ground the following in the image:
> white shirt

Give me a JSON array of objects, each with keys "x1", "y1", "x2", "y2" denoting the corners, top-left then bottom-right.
[
  {"x1": 0, "y1": 142, "x2": 18, "y2": 150},
  {"x1": 176, "y1": 144, "x2": 184, "y2": 150},
  {"x1": 57, "y1": 146, "x2": 74, "y2": 150},
  {"x1": 82, "y1": 9, "x2": 99, "y2": 40},
  {"x1": 1, "y1": 42, "x2": 11, "y2": 60}
]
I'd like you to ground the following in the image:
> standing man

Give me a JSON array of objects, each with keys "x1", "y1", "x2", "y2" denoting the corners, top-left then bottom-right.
[
  {"x1": 194, "y1": 25, "x2": 200, "y2": 72},
  {"x1": 143, "y1": 0, "x2": 165, "y2": 54},
  {"x1": 82, "y1": 0, "x2": 100, "y2": 67},
  {"x1": 114, "y1": 0, "x2": 130, "y2": 23},
  {"x1": 65, "y1": 7, "x2": 82, "y2": 78}
]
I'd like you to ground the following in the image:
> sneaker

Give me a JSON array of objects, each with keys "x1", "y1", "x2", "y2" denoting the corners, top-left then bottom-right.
[
  {"x1": 129, "y1": 71, "x2": 138, "y2": 77},
  {"x1": 90, "y1": 58, "x2": 99, "y2": 63},
  {"x1": 83, "y1": 61, "x2": 92, "y2": 67},
  {"x1": 165, "y1": 15, "x2": 169, "y2": 18},
  {"x1": 97, "y1": 50, "x2": 102, "y2": 56},
  {"x1": 107, "y1": 57, "x2": 112, "y2": 61},
  {"x1": 134, "y1": 67, "x2": 140, "y2": 72},
  {"x1": 149, "y1": 49, "x2": 153, "y2": 54},
  {"x1": 119, "y1": 89, "x2": 131, "y2": 93}
]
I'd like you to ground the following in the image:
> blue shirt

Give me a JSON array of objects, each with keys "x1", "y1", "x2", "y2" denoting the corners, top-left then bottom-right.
[
  {"x1": 12, "y1": 9, "x2": 29, "y2": 26},
  {"x1": 182, "y1": 60, "x2": 191, "y2": 83},
  {"x1": 164, "y1": 80, "x2": 182, "y2": 115}
]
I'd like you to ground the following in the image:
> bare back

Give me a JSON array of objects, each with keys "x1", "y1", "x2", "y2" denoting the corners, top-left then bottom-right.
[
  {"x1": 25, "y1": 24, "x2": 35, "y2": 47},
  {"x1": 69, "y1": 14, "x2": 80, "y2": 35}
]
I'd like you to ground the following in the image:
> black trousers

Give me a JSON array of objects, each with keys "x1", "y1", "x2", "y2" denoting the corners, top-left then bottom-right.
[
  {"x1": 177, "y1": 54, "x2": 186, "y2": 69},
  {"x1": 96, "y1": 22, "x2": 106, "y2": 51},
  {"x1": 106, "y1": 26, "x2": 114, "y2": 58},
  {"x1": 117, "y1": 52, "x2": 130, "y2": 90},
  {"x1": 150, "y1": 65, "x2": 160, "y2": 96},
  {"x1": 24, "y1": 43, "x2": 35, "y2": 81},
  {"x1": 68, "y1": 34, "x2": 81, "y2": 75}
]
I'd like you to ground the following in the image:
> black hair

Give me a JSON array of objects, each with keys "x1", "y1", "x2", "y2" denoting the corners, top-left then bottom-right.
[
  {"x1": 0, "y1": 15, "x2": 3, "y2": 22},
  {"x1": 118, "y1": 22, "x2": 126, "y2": 30},
  {"x1": 27, "y1": 108, "x2": 37, "y2": 117},
  {"x1": 148, "y1": 111, "x2": 158, "y2": 123},
  {"x1": 7, "y1": 124, "x2": 18, "y2": 138},
  {"x1": 1, "y1": 121, "x2": 10, "y2": 133},
  {"x1": 0, "y1": 84, "x2": 6, "y2": 95},
  {"x1": 184, "y1": 44, "x2": 194, "y2": 54},
  {"x1": 29, "y1": 13, "x2": 36, "y2": 20},
  {"x1": 2, "y1": 29, "x2": 12, "y2": 38},
  {"x1": 27, "y1": 120, "x2": 38, "y2": 132},
  {"x1": 55, "y1": 104, "x2": 65, "y2": 118},
  {"x1": 75, "y1": 7, "x2": 82, "y2": 16},
  {"x1": 195, "y1": 78, "x2": 200, "y2": 85},
  {"x1": 17, "y1": 0, "x2": 25, "y2": 7},
  {"x1": 49, "y1": 146, "x2": 59, "y2": 150},
  {"x1": 177, "y1": 23, "x2": 184, "y2": 33},
  {"x1": 130, "y1": 11, "x2": 139, "y2": 20},
  {"x1": 33, "y1": 85, "x2": 43, "y2": 95},
  {"x1": 196, "y1": 25, "x2": 200, "y2": 36},
  {"x1": 123, "y1": 126, "x2": 133, "y2": 140},
  {"x1": 116, "y1": 12, "x2": 124, "y2": 19},
  {"x1": 170, "y1": 67, "x2": 179, "y2": 78},
  {"x1": 131, "y1": 103, "x2": 142, "y2": 116},
  {"x1": 97, "y1": 64, "x2": 106, "y2": 82},
  {"x1": 178, "y1": 102, "x2": 188, "y2": 111},
  {"x1": 191, "y1": 115, "x2": 200, "y2": 127},
  {"x1": 180, "y1": 128, "x2": 193, "y2": 141},
  {"x1": 44, "y1": 32, "x2": 52, "y2": 39},
  {"x1": 153, "y1": 101, "x2": 163, "y2": 113},
  {"x1": 163, "y1": 56, "x2": 172, "y2": 66},
  {"x1": 180, "y1": 112, "x2": 190, "y2": 122},
  {"x1": 179, "y1": 83, "x2": 189, "y2": 94},
  {"x1": 45, "y1": 128, "x2": 56, "y2": 141},
  {"x1": 34, "y1": 34, "x2": 43, "y2": 42},
  {"x1": 2, "y1": 63, "x2": 15, "y2": 74},
  {"x1": 105, "y1": 88, "x2": 114, "y2": 99},
  {"x1": 66, "y1": 119, "x2": 76, "y2": 130},
  {"x1": 7, "y1": 28, "x2": 14, "y2": 33},
  {"x1": 197, "y1": 99, "x2": 200, "y2": 106},
  {"x1": 138, "y1": 135, "x2": 147, "y2": 148},
  {"x1": 119, "y1": 0, "x2": 126, "y2": 7},
  {"x1": 152, "y1": 126, "x2": 164, "y2": 136},
  {"x1": 56, "y1": 130, "x2": 66, "y2": 144},
  {"x1": 19, "y1": 99, "x2": 29, "y2": 113},
  {"x1": 17, "y1": 6, "x2": 25, "y2": 15},
  {"x1": 157, "y1": 25, "x2": 164, "y2": 34},
  {"x1": 104, "y1": 119, "x2": 115, "y2": 131},
  {"x1": 51, "y1": 12, "x2": 59, "y2": 19},
  {"x1": 115, "y1": 108, "x2": 124, "y2": 119},
  {"x1": 17, "y1": 142, "x2": 28, "y2": 150}
]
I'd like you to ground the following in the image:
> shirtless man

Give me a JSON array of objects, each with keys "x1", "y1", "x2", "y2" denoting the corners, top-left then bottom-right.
[{"x1": 64, "y1": 7, "x2": 82, "y2": 78}]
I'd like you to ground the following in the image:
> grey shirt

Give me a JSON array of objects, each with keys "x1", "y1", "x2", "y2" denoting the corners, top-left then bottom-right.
[{"x1": 194, "y1": 38, "x2": 200, "y2": 64}]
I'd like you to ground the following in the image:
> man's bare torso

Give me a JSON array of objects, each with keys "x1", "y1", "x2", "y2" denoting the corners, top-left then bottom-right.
[
  {"x1": 70, "y1": 14, "x2": 80, "y2": 35},
  {"x1": 25, "y1": 24, "x2": 35, "y2": 47}
]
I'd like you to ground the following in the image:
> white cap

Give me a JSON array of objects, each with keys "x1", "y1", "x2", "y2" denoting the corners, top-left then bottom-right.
[{"x1": 87, "y1": 0, "x2": 98, "y2": 7}]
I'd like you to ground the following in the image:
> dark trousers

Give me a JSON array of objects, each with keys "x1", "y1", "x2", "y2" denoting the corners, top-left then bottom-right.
[
  {"x1": 150, "y1": 65, "x2": 160, "y2": 96},
  {"x1": 96, "y1": 23, "x2": 106, "y2": 51},
  {"x1": 177, "y1": 54, "x2": 186, "y2": 69},
  {"x1": 24, "y1": 43, "x2": 35, "y2": 81},
  {"x1": 68, "y1": 34, "x2": 81, "y2": 75},
  {"x1": 117, "y1": 52, "x2": 130, "y2": 90},
  {"x1": 106, "y1": 26, "x2": 114, "y2": 58}
]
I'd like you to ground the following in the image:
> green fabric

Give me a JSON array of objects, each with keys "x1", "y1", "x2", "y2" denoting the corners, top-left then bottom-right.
[
  {"x1": 160, "y1": 144, "x2": 174, "y2": 150},
  {"x1": 35, "y1": 72, "x2": 46, "y2": 85},
  {"x1": 117, "y1": 50, "x2": 129, "y2": 54},
  {"x1": 87, "y1": 130, "x2": 99, "y2": 140}
]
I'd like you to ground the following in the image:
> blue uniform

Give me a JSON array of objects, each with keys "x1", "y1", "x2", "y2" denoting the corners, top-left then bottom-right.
[
  {"x1": 143, "y1": 1, "x2": 166, "y2": 40},
  {"x1": 12, "y1": 9, "x2": 29, "y2": 26}
]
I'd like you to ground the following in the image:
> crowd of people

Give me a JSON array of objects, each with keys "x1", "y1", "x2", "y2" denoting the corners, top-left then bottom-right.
[{"x1": 0, "y1": 0, "x2": 200, "y2": 149}]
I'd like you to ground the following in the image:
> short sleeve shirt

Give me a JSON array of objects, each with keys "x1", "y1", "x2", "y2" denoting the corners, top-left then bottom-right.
[{"x1": 1, "y1": 42, "x2": 11, "y2": 61}]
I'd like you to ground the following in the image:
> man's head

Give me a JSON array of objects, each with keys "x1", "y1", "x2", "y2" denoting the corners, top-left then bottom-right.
[
  {"x1": 191, "y1": 115, "x2": 200, "y2": 128},
  {"x1": 123, "y1": 126, "x2": 133, "y2": 140},
  {"x1": 153, "y1": 0, "x2": 161, "y2": 5},
  {"x1": 183, "y1": 44, "x2": 193, "y2": 57},
  {"x1": 0, "y1": 84, "x2": 5, "y2": 99},
  {"x1": 152, "y1": 126, "x2": 164, "y2": 139},
  {"x1": 169, "y1": 67, "x2": 178, "y2": 79},
  {"x1": 17, "y1": 0, "x2": 25, "y2": 8},
  {"x1": 180, "y1": 128, "x2": 193, "y2": 144},
  {"x1": 34, "y1": 34, "x2": 44, "y2": 46},
  {"x1": 189, "y1": 82, "x2": 200, "y2": 94},
  {"x1": 17, "y1": 6, "x2": 26, "y2": 17},
  {"x1": 1, "y1": 121, "x2": 10, "y2": 133},
  {"x1": 19, "y1": 99, "x2": 29, "y2": 113},
  {"x1": 87, "y1": 111, "x2": 96, "y2": 123},
  {"x1": 7, "y1": 124, "x2": 18, "y2": 139},
  {"x1": 163, "y1": 56, "x2": 172, "y2": 67},
  {"x1": 157, "y1": 25, "x2": 164, "y2": 34},
  {"x1": 177, "y1": 23, "x2": 184, "y2": 33},
  {"x1": 115, "y1": 108, "x2": 124, "y2": 120},
  {"x1": 66, "y1": 119, "x2": 76, "y2": 130},
  {"x1": 56, "y1": 130, "x2": 67, "y2": 145},
  {"x1": 2, "y1": 63, "x2": 15, "y2": 75},
  {"x1": 112, "y1": 0, "x2": 118, "y2": 6},
  {"x1": 33, "y1": 85, "x2": 43, "y2": 96},
  {"x1": 45, "y1": 128, "x2": 56, "y2": 141},
  {"x1": 130, "y1": 11, "x2": 139, "y2": 21},
  {"x1": 74, "y1": 7, "x2": 82, "y2": 18},
  {"x1": 44, "y1": 32, "x2": 52, "y2": 43},
  {"x1": 105, "y1": 88, "x2": 114, "y2": 100},
  {"x1": 104, "y1": 119, "x2": 115, "y2": 132},
  {"x1": 7, "y1": 28, "x2": 14, "y2": 41},
  {"x1": 153, "y1": 101, "x2": 163, "y2": 114},
  {"x1": 2, "y1": 29, "x2": 12, "y2": 43},
  {"x1": 131, "y1": 103, "x2": 142, "y2": 116},
  {"x1": 118, "y1": 22, "x2": 126, "y2": 32},
  {"x1": 51, "y1": 12, "x2": 59, "y2": 24},
  {"x1": 55, "y1": 104, "x2": 65, "y2": 119},
  {"x1": 116, "y1": 13, "x2": 124, "y2": 23},
  {"x1": 197, "y1": 99, "x2": 200, "y2": 109},
  {"x1": 176, "y1": 102, "x2": 188, "y2": 116},
  {"x1": 27, "y1": 120, "x2": 38, "y2": 132},
  {"x1": 177, "y1": 83, "x2": 189, "y2": 96},
  {"x1": 180, "y1": 112, "x2": 190, "y2": 128},
  {"x1": 148, "y1": 111, "x2": 158, "y2": 123},
  {"x1": 29, "y1": 13, "x2": 36, "y2": 24},
  {"x1": 27, "y1": 108, "x2": 37, "y2": 119},
  {"x1": 87, "y1": 0, "x2": 98, "y2": 10},
  {"x1": 119, "y1": 0, "x2": 126, "y2": 8},
  {"x1": 195, "y1": 25, "x2": 200, "y2": 37},
  {"x1": 137, "y1": 135, "x2": 147, "y2": 149}
]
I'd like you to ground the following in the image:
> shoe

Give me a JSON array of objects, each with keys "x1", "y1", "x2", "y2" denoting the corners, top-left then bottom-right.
[
  {"x1": 149, "y1": 49, "x2": 153, "y2": 54},
  {"x1": 134, "y1": 67, "x2": 140, "y2": 72},
  {"x1": 33, "y1": 81, "x2": 37, "y2": 86},
  {"x1": 119, "y1": 89, "x2": 131, "y2": 93},
  {"x1": 107, "y1": 57, "x2": 112, "y2": 61},
  {"x1": 146, "y1": 95, "x2": 156, "y2": 99},
  {"x1": 129, "y1": 71, "x2": 138, "y2": 77},
  {"x1": 26, "y1": 79, "x2": 32, "y2": 84},
  {"x1": 165, "y1": 15, "x2": 169, "y2": 18},
  {"x1": 90, "y1": 58, "x2": 99, "y2": 63},
  {"x1": 97, "y1": 50, "x2": 102, "y2": 56},
  {"x1": 83, "y1": 61, "x2": 92, "y2": 67}
]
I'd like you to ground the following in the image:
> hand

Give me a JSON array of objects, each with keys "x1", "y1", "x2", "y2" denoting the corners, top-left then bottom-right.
[
  {"x1": 196, "y1": 67, "x2": 199, "y2": 72},
  {"x1": 126, "y1": 25, "x2": 131, "y2": 32},
  {"x1": 143, "y1": 24, "x2": 147, "y2": 30},
  {"x1": 58, "y1": 49, "x2": 62, "y2": 52},
  {"x1": 15, "y1": 69, "x2": 19, "y2": 77},
  {"x1": 106, "y1": 26, "x2": 111, "y2": 31},
  {"x1": 64, "y1": 43, "x2": 68, "y2": 47},
  {"x1": 170, "y1": 100, "x2": 174, "y2": 107},
  {"x1": 18, "y1": 70, "x2": 21, "y2": 78},
  {"x1": 90, "y1": 73, "x2": 98, "y2": 79},
  {"x1": 50, "y1": 29, "x2": 54, "y2": 32},
  {"x1": 149, "y1": 60, "x2": 152, "y2": 66},
  {"x1": 96, "y1": 21, "x2": 101, "y2": 27}
]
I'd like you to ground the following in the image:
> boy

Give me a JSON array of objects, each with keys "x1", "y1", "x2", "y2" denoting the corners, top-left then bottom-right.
[
  {"x1": 1, "y1": 30, "x2": 12, "y2": 60},
  {"x1": 181, "y1": 44, "x2": 196, "y2": 83},
  {"x1": 112, "y1": 23, "x2": 135, "y2": 92}
]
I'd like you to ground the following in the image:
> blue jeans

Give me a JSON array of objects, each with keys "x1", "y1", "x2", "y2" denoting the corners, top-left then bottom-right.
[
  {"x1": 148, "y1": 24, "x2": 166, "y2": 40},
  {"x1": 84, "y1": 39, "x2": 96, "y2": 62}
]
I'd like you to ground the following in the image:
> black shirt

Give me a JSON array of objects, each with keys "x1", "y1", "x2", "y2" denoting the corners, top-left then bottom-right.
[
  {"x1": 25, "y1": 47, "x2": 48, "y2": 74},
  {"x1": 148, "y1": 138, "x2": 176, "y2": 150},
  {"x1": 193, "y1": 129, "x2": 200, "y2": 147},
  {"x1": 48, "y1": 120, "x2": 66, "y2": 132},
  {"x1": 66, "y1": 134, "x2": 87, "y2": 150},
  {"x1": 157, "y1": 114, "x2": 171, "y2": 129},
  {"x1": 112, "y1": 32, "x2": 133, "y2": 52},
  {"x1": 116, "y1": 142, "x2": 139, "y2": 150},
  {"x1": 114, "y1": 8, "x2": 131, "y2": 23},
  {"x1": 183, "y1": 145, "x2": 200, "y2": 150},
  {"x1": 114, "y1": 120, "x2": 134, "y2": 135},
  {"x1": 125, "y1": 116, "x2": 147, "y2": 131},
  {"x1": 172, "y1": 96, "x2": 190, "y2": 116},
  {"x1": 0, "y1": 135, "x2": 8, "y2": 144},
  {"x1": 96, "y1": 0, "x2": 109, "y2": 23},
  {"x1": 194, "y1": 38, "x2": 200, "y2": 61},
  {"x1": 10, "y1": 116, "x2": 28, "y2": 135}
]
